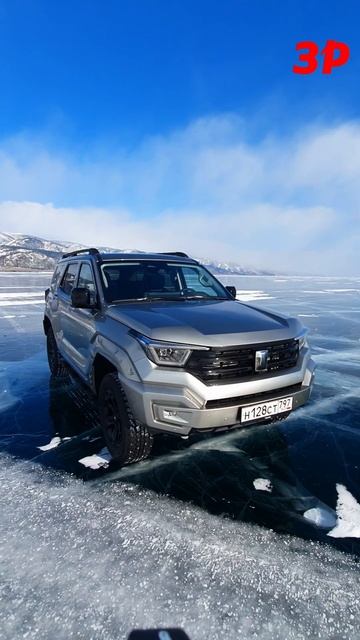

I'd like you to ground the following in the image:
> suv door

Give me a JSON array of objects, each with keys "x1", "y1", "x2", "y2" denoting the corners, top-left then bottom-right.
[{"x1": 60, "y1": 261, "x2": 99, "y2": 377}]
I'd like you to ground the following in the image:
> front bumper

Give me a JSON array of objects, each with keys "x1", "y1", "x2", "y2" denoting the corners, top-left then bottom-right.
[{"x1": 120, "y1": 349, "x2": 316, "y2": 436}]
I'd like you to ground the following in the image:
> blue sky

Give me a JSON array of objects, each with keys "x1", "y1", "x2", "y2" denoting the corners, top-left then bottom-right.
[{"x1": 0, "y1": 0, "x2": 359, "y2": 274}]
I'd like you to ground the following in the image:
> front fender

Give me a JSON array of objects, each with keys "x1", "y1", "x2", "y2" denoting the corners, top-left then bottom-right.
[{"x1": 90, "y1": 335, "x2": 141, "y2": 388}]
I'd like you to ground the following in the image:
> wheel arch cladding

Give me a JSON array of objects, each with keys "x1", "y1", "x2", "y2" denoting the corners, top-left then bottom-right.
[{"x1": 93, "y1": 354, "x2": 117, "y2": 394}]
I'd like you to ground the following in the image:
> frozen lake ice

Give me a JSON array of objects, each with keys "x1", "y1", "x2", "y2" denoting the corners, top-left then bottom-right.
[{"x1": 0, "y1": 272, "x2": 360, "y2": 639}]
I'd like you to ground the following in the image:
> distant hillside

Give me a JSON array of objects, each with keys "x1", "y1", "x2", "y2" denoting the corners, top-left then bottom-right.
[{"x1": 0, "y1": 233, "x2": 273, "y2": 275}]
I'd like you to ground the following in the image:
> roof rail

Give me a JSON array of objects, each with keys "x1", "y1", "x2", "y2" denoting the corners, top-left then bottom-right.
[
  {"x1": 62, "y1": 247, "x2": 100, "y2": 259},
  {"x1": 160, "y1": 251, "x2": 189, "y2": 258}
]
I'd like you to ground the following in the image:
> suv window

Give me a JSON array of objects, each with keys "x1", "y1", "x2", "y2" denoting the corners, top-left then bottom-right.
[
  {"x1": 181, "y1": 266, "x2": 220, "y2": 296},
  {"x1": 78, "y1": 263, "x2": 97, "y2": 304},
  {"x1": 60, "y1": 263, "x2": 79, "y2": 296},
  {"x1": 51, "y1": 264, "x2": 65, "y2": 291}
]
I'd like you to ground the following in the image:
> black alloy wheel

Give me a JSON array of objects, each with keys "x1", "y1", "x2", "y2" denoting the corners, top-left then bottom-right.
[{"x1": 98, "y1": 372, "x2": 153, "y2": 466}]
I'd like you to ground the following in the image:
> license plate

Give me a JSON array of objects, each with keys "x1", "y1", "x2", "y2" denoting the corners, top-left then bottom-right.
[{"x1": 240, "y1": 396, "x2": 293, "y2": 423}]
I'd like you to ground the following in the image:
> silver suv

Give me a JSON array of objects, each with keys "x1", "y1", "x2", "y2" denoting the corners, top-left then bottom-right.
[{"x1": 44, "y1": 249, "x2": 315, "y2": 466}]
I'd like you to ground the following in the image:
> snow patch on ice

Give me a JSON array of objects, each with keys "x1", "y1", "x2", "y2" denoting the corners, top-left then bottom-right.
[
  {"x1": 38, "y1": 436, "x2": 62, "y2": 451},
  {"x1": 236, "y1": 290, "x2": 274, "y2": 302},
  {"x1": 324, "y1": 289, "x2": 360, "y2": 293},
  {"x1": 328, "y1": 484, "x2": 360, "y2": 539},
  {"x1": 253, "y1": 478, "x2": 272, "y2": 492},
  {"x1": 78, "y1": 447, "x2": 112, "y2": 470},
  {"x1": 37, "y1": 436, "x2": 71, "y2": 452},
  {"x1": 0, "y1": 292, "x2": 45, "y2": 300},
  {"x1": 0, "y1": 299, "x2": 44, "y2": 307}
]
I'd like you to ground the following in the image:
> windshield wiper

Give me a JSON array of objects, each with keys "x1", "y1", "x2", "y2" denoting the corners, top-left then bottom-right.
[
  {"x1": 182, "y1": 295, "x2": 229, "y2": 300},
  {"x1": 110, "y1": 297, "x2": 150, "y2": 304},
  {"x1": 109, "y1": 295, "x2": 229, "y2": 304},
  {"x1": 109, "y1": 296, "x2": 186, "y2": 304}
]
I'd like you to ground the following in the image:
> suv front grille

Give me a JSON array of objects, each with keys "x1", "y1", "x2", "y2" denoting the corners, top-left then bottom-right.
[{"x1": 185, "y1": 339, "x2": 299, "y2": 385}]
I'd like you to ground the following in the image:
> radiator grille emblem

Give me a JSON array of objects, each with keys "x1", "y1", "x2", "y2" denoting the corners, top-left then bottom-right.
[{"x1": 255, "y1": 349, "x2": 269, "y2": 372}]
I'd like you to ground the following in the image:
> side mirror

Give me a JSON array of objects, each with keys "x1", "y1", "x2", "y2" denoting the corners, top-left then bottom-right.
[
  {"x1": 226, "y1": 285, "x2": 236, "y2": 298},
  {"x1": 71, "y1": 287, "x2": 93, "y2": 308}
]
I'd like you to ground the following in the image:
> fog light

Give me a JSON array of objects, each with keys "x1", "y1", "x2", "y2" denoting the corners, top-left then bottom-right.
[
  {"x1": 154, "y1": 405, "x2": 192, "y2": 425},
  {"x1": 163, "y1": 409, "x2": 178, "y2": 419}
]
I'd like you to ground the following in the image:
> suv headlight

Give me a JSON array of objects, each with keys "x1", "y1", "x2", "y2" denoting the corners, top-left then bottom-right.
[
  {"x1": 296, "y1": 329, "x2": 309, "y2": 350},
  {"x1": 135, "y1": 334, "x2": 209, "y2": 367}
]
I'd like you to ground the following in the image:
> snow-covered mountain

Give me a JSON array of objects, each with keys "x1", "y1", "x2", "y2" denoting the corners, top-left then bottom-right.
[
  {"x1": 0, "y1": 233, "x2": 272, "y2": 275},
  {"x1": 0, "y1": 233, "x2": 80, "y2": 270}
]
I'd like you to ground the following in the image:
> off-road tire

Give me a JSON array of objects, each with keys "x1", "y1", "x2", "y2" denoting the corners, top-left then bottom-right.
[
  {"x1": 98, "y1": 372, "x2": 153, "y2": 466},
  {"x1": 46, "y1": 326, "x2": 69, "y2": 378}
]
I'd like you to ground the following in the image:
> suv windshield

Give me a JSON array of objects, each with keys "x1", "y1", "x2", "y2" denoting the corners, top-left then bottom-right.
[{"x1": 100, "y1": 261, "x2": 230, "y2": 303}]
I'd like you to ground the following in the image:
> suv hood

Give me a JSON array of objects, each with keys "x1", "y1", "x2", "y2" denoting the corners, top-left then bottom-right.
[{"x1": 106, "y1": 299, "x2": 303, "y2": 347}]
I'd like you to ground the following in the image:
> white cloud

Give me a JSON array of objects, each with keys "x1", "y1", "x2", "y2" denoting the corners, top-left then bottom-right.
[
  {"x1": 0, "y1": 115, "x2": 359, "y2": 274},
  {"x1": 0, "y1": 200, "x2": 340, "y2": 273}
]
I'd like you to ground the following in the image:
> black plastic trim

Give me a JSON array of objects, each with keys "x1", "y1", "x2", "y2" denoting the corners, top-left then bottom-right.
[{"x1": 205, "y1": 383, "x2": 303, "y2": 409}]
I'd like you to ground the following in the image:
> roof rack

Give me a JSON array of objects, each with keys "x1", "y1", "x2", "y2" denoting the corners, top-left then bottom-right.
[
  {"x1": 160, "y1": 251, "x2": 189, "y2": 258},
  {"x1": 62, "y1": 247, "x2": 100, "y2": 259}
]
